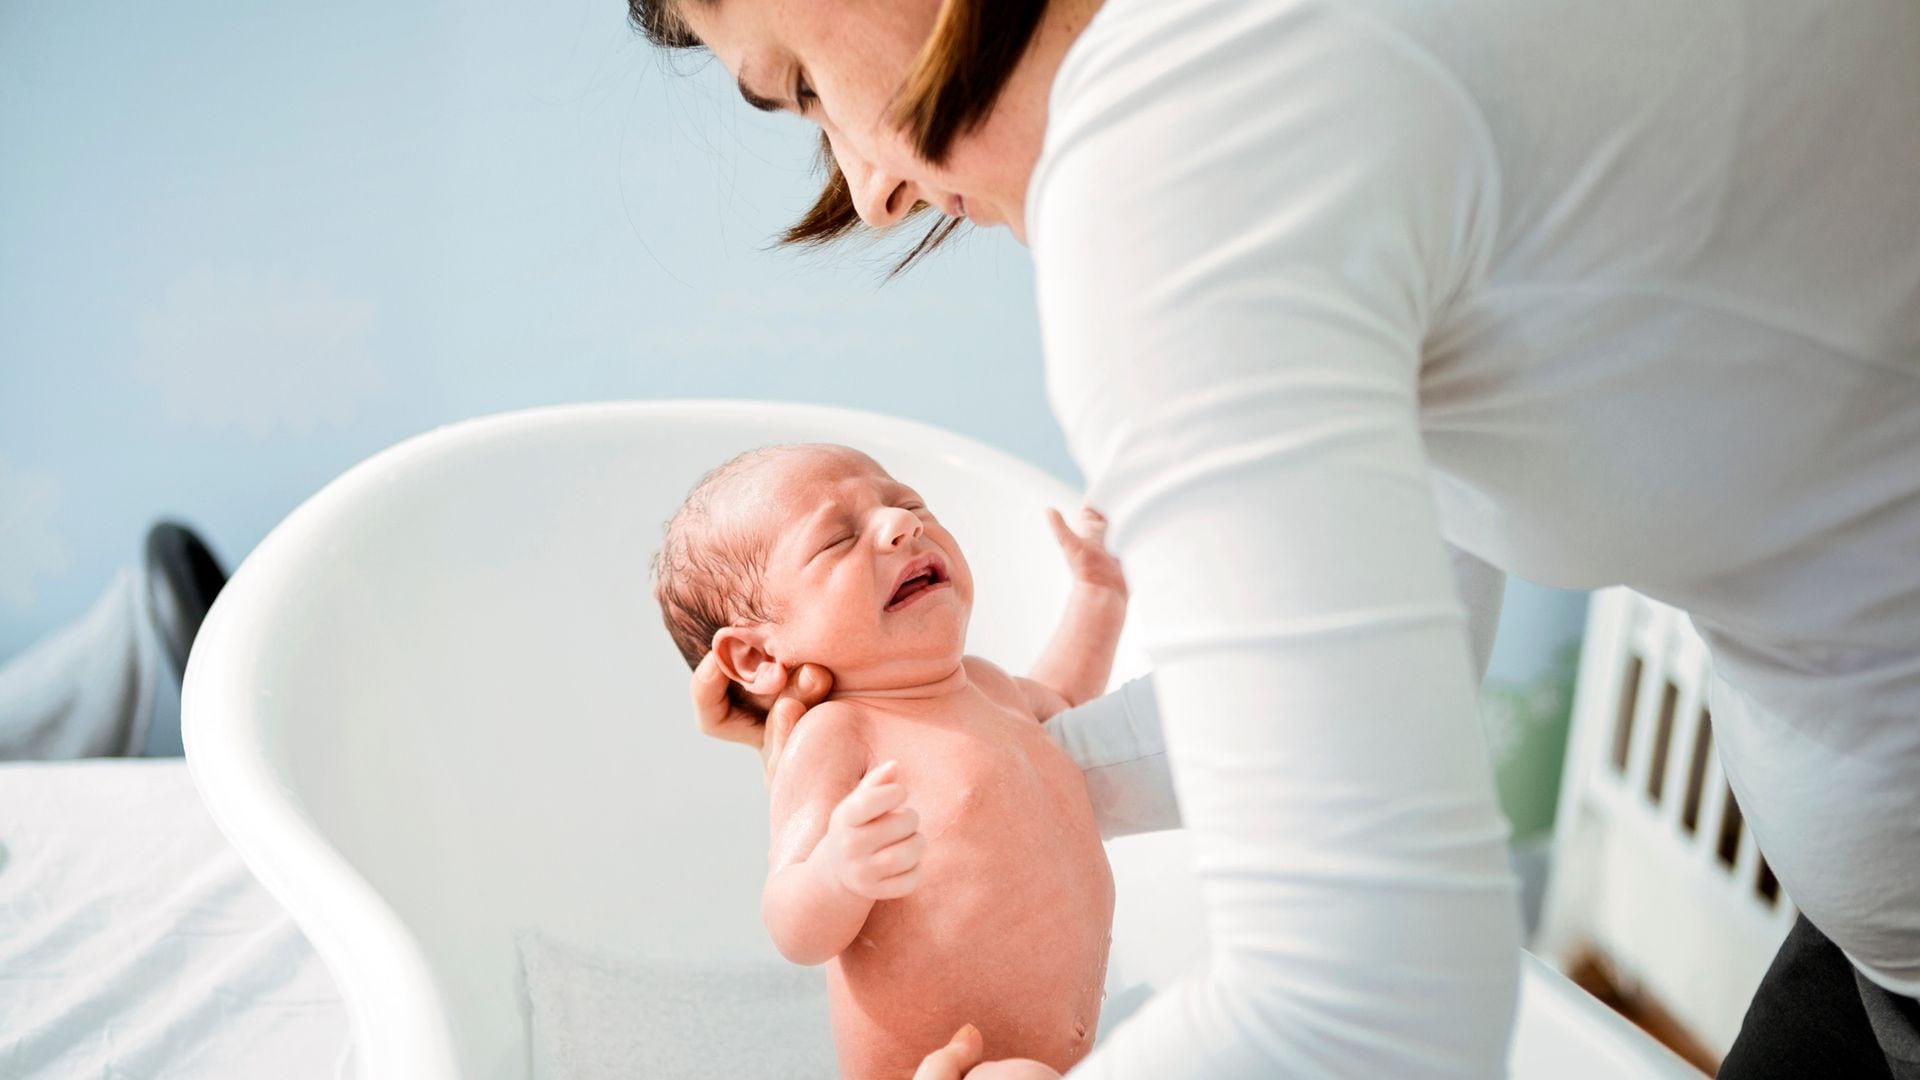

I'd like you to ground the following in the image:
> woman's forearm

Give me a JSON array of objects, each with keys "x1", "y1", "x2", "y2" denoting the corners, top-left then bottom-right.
[
  {"x1": 761, "y1": 851, "x2": 874, "y2": 966},
  {"x1": 1030, "y1": 8, "x2": 1523, "y2": 1066},
  {"x1": 1028, "y1": 584, "x2": 1127, "y2": 707}
]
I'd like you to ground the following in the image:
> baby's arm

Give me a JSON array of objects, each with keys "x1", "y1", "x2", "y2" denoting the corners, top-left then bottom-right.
[
  {"x1": 762, "y1": 707, "x2": 924, "y2": 965},
  {"x1": 1023, "y1": 507, "x2": 1128, "y2": 715}
]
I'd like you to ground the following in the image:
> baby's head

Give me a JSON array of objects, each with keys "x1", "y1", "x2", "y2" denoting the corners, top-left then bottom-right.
[{"x1": 652, "y1": 443, "x2": 975, "y2": 714}]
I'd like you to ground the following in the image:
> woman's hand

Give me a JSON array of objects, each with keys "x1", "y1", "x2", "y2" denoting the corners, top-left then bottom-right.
[
  {"x1": 1047, "y1": 505, "x2": 1126, "y2": 597},
  {"x1": 688, "y1": 651, "x2": 833, "y2": 788},
  {"x1": 912, "y1": 1024, "x2": 1063, "y2": 1080}
]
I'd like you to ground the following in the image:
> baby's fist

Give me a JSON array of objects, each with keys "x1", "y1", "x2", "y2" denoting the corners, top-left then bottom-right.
[
  {"x1": 1046, "y1": 505, "x2": 1127, "y2": 596},
  {"x1": 824, "y1": 761, "x2": 925, "y2": 900}
]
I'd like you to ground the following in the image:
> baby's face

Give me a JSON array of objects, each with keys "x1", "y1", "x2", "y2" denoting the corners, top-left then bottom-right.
[{"x1": 719, "y1": 447, "x2": 975, "y2": 693}]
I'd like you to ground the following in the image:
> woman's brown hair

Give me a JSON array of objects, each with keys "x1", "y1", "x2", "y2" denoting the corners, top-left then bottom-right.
[{"x1": 628, "y1": 0, "x2": 1048, "y2": 272}]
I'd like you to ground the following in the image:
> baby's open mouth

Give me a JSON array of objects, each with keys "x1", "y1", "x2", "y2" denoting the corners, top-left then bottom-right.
[{"x1": 886, "y1": 556, "x2": 949, "y2": 611}]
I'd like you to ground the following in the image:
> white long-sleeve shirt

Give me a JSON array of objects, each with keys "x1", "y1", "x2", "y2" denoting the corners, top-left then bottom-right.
[{"x1": 1028, "y1": 0, "x2": 1920, "y2": 1074}]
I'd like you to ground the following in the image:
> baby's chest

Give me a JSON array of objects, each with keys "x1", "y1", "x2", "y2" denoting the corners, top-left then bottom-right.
[{"x1": 869, "y1": 713, "x2": 1076, "y2": 832}]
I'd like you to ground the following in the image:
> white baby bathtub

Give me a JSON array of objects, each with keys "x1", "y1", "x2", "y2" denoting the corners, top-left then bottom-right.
[{"x1": 183, "y1": 401, "x2": 1701, "y2": 1079}]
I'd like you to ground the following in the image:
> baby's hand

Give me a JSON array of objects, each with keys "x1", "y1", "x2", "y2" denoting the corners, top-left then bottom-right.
[
  {"x1": 821, "y1": 761, "x2": 924, "y2": 900},
  {"x1": 1047, "y1": 505, "x2": 1127, "y2": 596}
]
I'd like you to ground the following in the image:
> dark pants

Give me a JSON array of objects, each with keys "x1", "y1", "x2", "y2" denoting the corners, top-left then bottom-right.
[{"x1": 1720, "y1": 915, "x2": 1920, "y2": 1080}]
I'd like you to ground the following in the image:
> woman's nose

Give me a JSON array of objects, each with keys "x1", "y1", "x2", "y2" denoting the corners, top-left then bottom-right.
[
  {"x1": 833, "y1": 139, "x2": 917, "y2": 229},
  {"x1": 875, "y1": 507, "x2": 924, "y2": 548}
]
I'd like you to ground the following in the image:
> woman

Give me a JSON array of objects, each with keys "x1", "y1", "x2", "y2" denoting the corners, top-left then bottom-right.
[{"x1": 643, "y1": 0, "x2": 1920, "y2": 1074}]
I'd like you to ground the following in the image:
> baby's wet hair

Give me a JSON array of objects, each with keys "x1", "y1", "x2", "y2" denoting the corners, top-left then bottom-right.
[
  {"x1": 652, "y1": 443, "x2": 873, "y2": 716},
  {"x1": 652, "y1": 447, "x2": 783, "y2": 679}
]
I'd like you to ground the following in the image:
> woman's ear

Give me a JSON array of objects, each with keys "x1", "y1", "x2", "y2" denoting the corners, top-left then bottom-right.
[{"x1": 710, "y1": 627, "x2": 787, "y2": 697}]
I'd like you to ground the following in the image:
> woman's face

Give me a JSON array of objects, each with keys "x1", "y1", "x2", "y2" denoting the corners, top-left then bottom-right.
[{"x1": 677, "y1": 0, "x2": 1051, "y2": 240}]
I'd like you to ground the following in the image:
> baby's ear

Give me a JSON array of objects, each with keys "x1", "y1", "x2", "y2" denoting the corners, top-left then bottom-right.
[{"x1": 710, "y1": 627, "x2": 786, "y2": 697}]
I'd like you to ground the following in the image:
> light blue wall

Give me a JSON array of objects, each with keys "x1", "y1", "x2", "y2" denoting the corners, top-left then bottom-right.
[
  {"x1": 0, "y1": 0, "x2": 1066, "y2": 657},
  {"x1": 0, "y1": 0, "x2": 1583, "y2": 716}
]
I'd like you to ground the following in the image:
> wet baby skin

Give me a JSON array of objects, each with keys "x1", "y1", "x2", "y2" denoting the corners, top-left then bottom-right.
[
  {"x1": 772, "y1": 661, "x2": 1115, "y2": 1077},
  {"x1": 699, "y1": 446, "x2": 1125, "y2": 1078}
]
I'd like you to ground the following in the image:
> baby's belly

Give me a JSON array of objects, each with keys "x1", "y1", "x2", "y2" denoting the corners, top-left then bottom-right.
[{"x1": 827, "y1": 731, "x2": 1115, "y2": 1079}]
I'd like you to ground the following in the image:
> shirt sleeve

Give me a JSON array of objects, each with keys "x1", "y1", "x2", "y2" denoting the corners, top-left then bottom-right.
[
  {"x1": 1028, "y1": 2, "x2": 1520, "y2": 1075},
  {"x1": 1043, "y1": 544, "x2": 1506, "y2": 842},
  {"x1": 1042, "y1": 676, "x2": 1181, "y2": 839},
  {"x1": 1449, "y1": 543, "x2": 1507, "y2": 685}
]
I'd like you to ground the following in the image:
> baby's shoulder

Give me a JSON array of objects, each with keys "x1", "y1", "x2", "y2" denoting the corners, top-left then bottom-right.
[
  {"x1": 779, "y1": 698, "x2": 871, "y2": 764},
  {"x1": 765, "y1": 700, "x2": 878, "y2": 860},
  {"x1": 961, "y1": 656, "x2": 1028, "y2": 710},
  {"x1": 768, "y1": 699, "x2": 873, "y2": 801},
  {"x1": 961, "y1": 654, "x2": 1013, "y2": 686}
]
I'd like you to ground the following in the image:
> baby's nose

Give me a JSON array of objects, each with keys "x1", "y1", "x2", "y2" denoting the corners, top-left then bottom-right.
[{"x1": 878, "y1": 508, "x2": 923, "y2": 547}]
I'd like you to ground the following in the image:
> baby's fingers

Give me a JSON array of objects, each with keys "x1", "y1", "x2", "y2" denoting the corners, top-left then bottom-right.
[
  {"x1": 856, "y1": 804, "x2": 920, "y2": 850},
  {"x1": 1045, "y1": 507, "x2": 1078, "y2": 547},
  {"x1": 1076, "y1": 504, "x2": 1109, "y2": 538},
  {"x1": 868, "y1": 831, "x2": 926, "y2": 877},
  {"x1": 867, "y1": 865, "x2": 924, "y2": 900},
  {"x1": 842, "y1": 824, "x2": 925, "y2": 899},
  {"x1": 832, "y1": 762, "x2": 910, "y2": 828}
]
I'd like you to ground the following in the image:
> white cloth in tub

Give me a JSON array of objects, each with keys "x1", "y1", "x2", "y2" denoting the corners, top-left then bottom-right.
[
  {"x1": 516, "y1": 929, "x2": 1152, "y2": 1077},
  {"x1": 516, "y1": 929, "x2": 838, "y2": 1079}
]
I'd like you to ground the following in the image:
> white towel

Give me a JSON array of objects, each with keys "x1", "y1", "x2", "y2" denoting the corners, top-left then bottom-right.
[{"x1": 516, "y1": 929, "x2": 839, "y2": 1079}]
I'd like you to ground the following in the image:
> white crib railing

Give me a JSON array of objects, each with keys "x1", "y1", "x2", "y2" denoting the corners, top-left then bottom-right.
[{"x1": 1536, "y1": 588, "x2": 1798, "y2": 1057}]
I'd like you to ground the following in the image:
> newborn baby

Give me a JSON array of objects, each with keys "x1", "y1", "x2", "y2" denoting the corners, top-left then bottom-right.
[{"x1": 652, "y1": 443, "x2": 1123, "y2": 1078}]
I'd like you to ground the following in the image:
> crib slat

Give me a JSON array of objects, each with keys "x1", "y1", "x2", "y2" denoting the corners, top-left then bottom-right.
[
  {"x1": 1622, "y1": 604, "x2": 1675, "y2": 802},
  {"x1": 1732, "y1": 806, "x2": 1764, "y2": 902},
  {"x1": 1654, "y1": 636, "x2": 1709, "y2": 829},
  {"x1": 1774, "y1": 883, "x2": 1801, "y2": 934},
  {"x1": 1694, "y1": 730, "x2": 1736, "y2": 869},
  {"x1": 1677, "y1": 700, "x2": 1716, "y2": 837}
]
